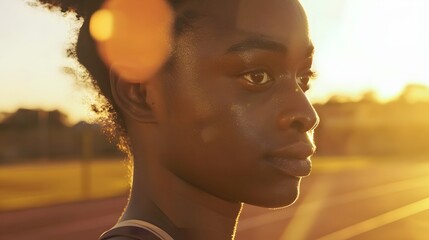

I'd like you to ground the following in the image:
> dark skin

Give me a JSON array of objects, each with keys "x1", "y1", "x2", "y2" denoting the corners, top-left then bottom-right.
[{"x1": 109, "y1": 0, "x2": 319, "y2": 239}]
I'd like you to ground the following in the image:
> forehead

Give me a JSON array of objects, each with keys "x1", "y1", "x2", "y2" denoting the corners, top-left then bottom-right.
[
  {"x1": 179, "y1": 0, "x2": 308, "y2": 42},
  {"x1": 179, "y1": 0, "x2": 312, "y2": 56}
]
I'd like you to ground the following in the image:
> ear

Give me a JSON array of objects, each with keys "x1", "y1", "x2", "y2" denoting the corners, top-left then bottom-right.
[{"x1": 110, "y1": 72, "x2": 158, "y2": 123}]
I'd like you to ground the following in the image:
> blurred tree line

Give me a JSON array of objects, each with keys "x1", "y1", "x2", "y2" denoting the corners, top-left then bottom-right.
[
  {"x1": 0, "y1": 84, "x2": 428, "y2": 164},
  {"x1": 315, "y1": 84, "x2": 429, "y2": 157},
  {"x1": 0, "y1": 109, "x2": 123, "y2": 164}
]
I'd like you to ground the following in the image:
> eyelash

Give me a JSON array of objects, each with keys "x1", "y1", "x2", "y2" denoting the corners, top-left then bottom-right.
[
  {"x1": 240, "y1": 69, "x2": 317, "y2": 92},
  {"x1": 297, "y1": 70, "x2": 317, "y2": 92},
  {"x1": 242, "y1": 70, "x2": 273, "y2": 86}
]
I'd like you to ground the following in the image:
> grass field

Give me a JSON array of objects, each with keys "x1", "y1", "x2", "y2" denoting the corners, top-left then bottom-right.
[
  {"x1": 0, "y1": 159, "x2": 131, "y2": 211},
  {"x1": 0, "y1": 156, "x2": 412, "y2": 211}
]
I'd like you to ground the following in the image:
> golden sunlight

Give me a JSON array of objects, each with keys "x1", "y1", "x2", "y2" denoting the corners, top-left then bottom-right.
[
  {"x1": 1, "y1": 0, "x2": 429, "y2": 122},
  {"x1": 90, "y1": 9, "x2": 114, "y2": 41},
  {"x1": 302, "y1": 0, "x2": 429, "y2": 103},
  {"x1": 318, "y1": 196, "x2": 429, "y2": 240},
  {"x1": 92, "y1": 0, "x2": 174, "y2": 83},
  {"x1": 2, "y1": 1, "x2": 429, "y2": 239}
]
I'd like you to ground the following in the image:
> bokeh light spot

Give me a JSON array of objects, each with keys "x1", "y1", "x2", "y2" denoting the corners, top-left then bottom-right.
[
  {"x1": 92, "y1": 0, "x2": 174, "y2": 83},
  {"x1": 89, "y1": 9, "x2": 114, "y2": 42}
]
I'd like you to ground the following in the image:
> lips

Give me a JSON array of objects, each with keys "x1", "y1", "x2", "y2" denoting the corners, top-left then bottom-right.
[{"x1": 267, "y1": 142, "x2": 316, "y2": 177}]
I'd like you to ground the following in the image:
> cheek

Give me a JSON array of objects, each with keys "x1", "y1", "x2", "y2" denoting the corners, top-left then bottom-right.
[
  {"x1": 200, "y1": 124, "x2": 220, "y2": 143},
  {"x1": 161, "y1": 98, "x2": 263, "y2": 170},
  {"x1": 229, "y1": 104, "x2": 264, "y2": 143},
  {"x1": 160, "y1": 91, "x2": 301, "y2": 207},
  {"x1": 195, "y1": 103, "x2": 270, "y2": 151},
  {"x1": 165, "y1": 84, "x2": 216, "y2": 122}
]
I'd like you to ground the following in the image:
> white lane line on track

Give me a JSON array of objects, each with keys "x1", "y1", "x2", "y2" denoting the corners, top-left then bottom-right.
[
  {"x1": 280, "y1": 177, "x2": 331, "y2": 240},
  {"x1": 316, "y1": 196, "x2": 429, "y2": 240},
  {"x1": 237, "y1": 175, "x2": 429, "y2": 231}
]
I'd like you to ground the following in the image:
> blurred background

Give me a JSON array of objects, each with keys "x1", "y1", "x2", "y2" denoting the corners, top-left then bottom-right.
[{"x1": 1, "y1": 0, "x2": 429, "y2": 239}]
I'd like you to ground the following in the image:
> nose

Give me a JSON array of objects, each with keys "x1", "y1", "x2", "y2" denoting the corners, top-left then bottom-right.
[{"x1": 278, "y1": 94, "x2": 319, "y2": 132}]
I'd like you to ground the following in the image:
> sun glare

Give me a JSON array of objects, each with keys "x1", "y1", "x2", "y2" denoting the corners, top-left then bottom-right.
[
  {"x1": 302, "y1": 0, "x2": 429, "y2": 103},
  {"x1": 1, "y1": 0, "x2": 429, "y2": 122}
]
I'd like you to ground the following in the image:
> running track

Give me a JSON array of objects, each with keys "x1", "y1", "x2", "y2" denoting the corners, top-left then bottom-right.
[{"x1": 2, "y1": 161, "x2": 429, "y2": 239}]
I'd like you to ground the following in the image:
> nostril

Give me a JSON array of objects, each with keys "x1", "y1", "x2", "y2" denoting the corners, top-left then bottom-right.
[
  {"x1": 290, "y1": 119, "x2": 304, "y2": 132},
  {"x1": 278, "y1": 114, "x2": 316, "y2": 132}
]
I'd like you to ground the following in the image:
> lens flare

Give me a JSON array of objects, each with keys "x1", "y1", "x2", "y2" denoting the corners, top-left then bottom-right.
[
  {"x1": 89, "y1": 0, "x2": 174, "y2": 83},
  {"x1": 89, "y1": 10, "x2": 114, "y2": 42}
]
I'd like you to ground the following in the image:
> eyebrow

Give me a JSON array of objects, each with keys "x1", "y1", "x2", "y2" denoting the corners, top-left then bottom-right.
[
  {"x1": 226, "y1": 38, "x2": 288, "y2": 55},
  {"x1": 226, "y1": 38, "x2": 315, "y2": 58}
]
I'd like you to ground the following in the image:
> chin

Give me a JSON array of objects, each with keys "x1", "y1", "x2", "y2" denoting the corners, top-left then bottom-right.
[{"x1": 244, "y1": 178, "x2": 302, "y2": 209}]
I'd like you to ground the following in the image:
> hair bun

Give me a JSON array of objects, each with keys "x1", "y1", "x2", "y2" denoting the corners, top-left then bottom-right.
[{"x1": 34, "y1": 0, "x2": 95, "y2": 17}]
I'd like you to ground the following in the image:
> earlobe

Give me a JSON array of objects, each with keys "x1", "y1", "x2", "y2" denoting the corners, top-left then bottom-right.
[{"x1": 110, "y1": 72, "x2": 158, "y2": 123}]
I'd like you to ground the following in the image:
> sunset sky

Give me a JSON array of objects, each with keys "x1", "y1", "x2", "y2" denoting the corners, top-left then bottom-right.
[{"x1": 1, "y1": 0, "x2": 428, "y2": 123}]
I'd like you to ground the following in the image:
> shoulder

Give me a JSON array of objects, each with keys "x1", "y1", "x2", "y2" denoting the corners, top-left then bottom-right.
[{"x1": 99, "y1": 225, "x2": 165, "y2": 240}]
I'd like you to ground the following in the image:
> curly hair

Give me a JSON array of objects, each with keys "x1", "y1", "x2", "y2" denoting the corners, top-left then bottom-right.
[{"x1": 31, "y1": 0, "x2": 197, "y2": 156}]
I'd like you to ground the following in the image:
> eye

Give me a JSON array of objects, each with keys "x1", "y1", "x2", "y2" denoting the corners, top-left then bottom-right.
[
  {"x1": 297, "y1": 70, "x2": 317, "y2": 92},
  {"x1": 297, "y1": 75, "x2": 310, "y2": 91},
  {"x1": 242, "y1": 70, "x2": 273, "y2": 85}
]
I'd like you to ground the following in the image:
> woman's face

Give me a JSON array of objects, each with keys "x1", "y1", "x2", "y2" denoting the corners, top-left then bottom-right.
[{"x1": 154, "y1": 0, "x2": 319, "y2": 208}]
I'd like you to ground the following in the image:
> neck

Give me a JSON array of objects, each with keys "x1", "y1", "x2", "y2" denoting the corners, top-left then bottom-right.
[{"x1": 122, "y1": 159, "x2": 243, "y2": 240}]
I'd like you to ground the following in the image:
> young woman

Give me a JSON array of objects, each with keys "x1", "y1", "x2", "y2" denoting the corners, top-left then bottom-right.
[{"x1": 34, "y1": 0, "x2": 319, "y2": 239}]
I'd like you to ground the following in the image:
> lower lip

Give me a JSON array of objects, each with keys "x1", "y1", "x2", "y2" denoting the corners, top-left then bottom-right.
[{"x1": 267, "y1": 158, "x2": 312, "y2": 177}]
